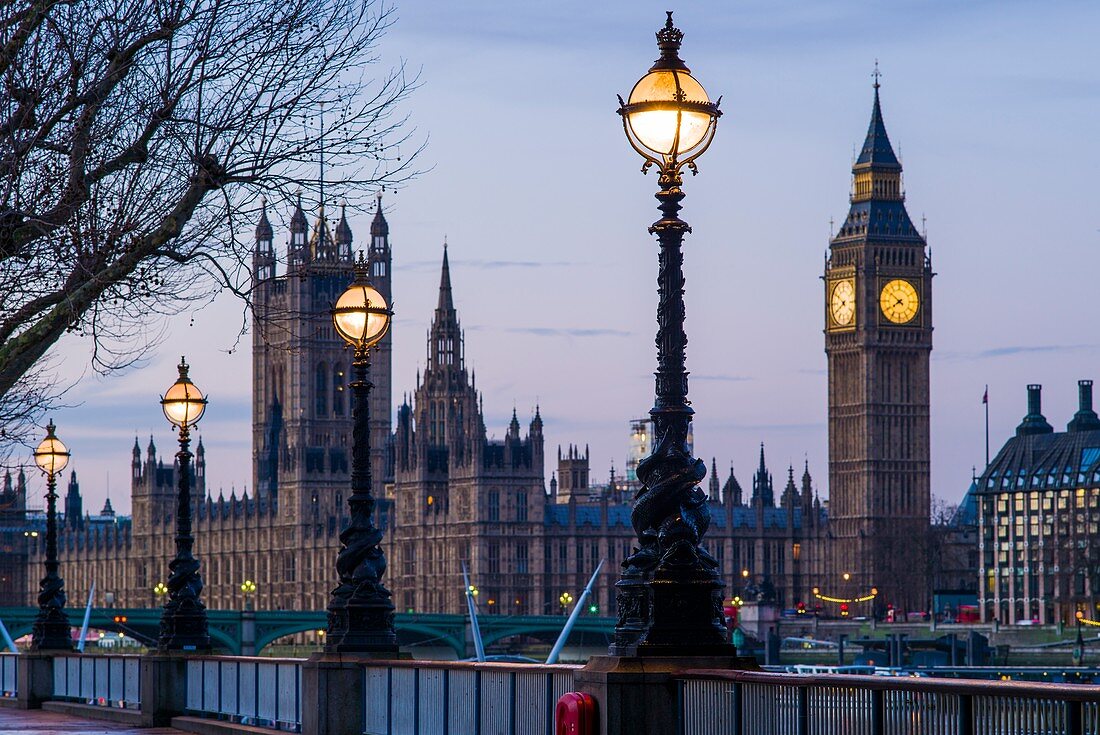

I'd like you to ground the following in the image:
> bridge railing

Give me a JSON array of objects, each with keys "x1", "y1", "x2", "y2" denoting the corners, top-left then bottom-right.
[
  {"x1": 184, "y1": 655, "x2": 304, "y2": 732},
  {"x1": 52, "y1": 654, "x2": 141, "y2": 709},
  {"x1": 676, "y1": 669, "x2": 1100, "y2": 735},
  {"x1": 362, "y1": 660, "x2": 579, "y2": 735},
  {"x1": 0, "y1": 653, "x2": 16, "y2": 698}
]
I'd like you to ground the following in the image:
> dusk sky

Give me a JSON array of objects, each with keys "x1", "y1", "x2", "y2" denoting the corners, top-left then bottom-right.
[{"x1": 44, "y1": 0, "x2": 1100, "y2": 516}]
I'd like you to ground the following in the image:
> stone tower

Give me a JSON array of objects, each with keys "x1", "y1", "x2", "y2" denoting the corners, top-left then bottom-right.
[
  {"x1": 366, "y1": 193, "x2": 394, "y2": 480},
  {"x1": 391, "y1": 248, "x2": 546, "y2": 615},
  {"x1": 823, "y1": 78, "x2": 933, "y2": 613},
  {"x1": 251, "y1": 194, "x2": 393, "y2": 512}
]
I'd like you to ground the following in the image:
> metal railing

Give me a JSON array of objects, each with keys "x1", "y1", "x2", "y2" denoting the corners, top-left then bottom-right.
[
  {"x1": 52, "y1": 654, "x2": 141, "y2": 709},
  {"x1": 362, "y1": 661, "x2": 578, "y2": 735},
  {"x1": 184, "y1": 656, "x2": 304, "y2": 732},
  {"x1": 678, "y1": 669, "x2": 1100, "y2": 735},
  {"x1": 0, "y1": 653, "x2": 16, "y2": 697}
]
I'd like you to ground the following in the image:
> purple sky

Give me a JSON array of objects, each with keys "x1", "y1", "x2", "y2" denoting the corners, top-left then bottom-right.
[{"x1": 44, "y1": 0, "x2": 1100, "y2": 515}]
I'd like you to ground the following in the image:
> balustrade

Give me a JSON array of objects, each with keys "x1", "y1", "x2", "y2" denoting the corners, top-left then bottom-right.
[{"x1": 677, "y1": 670, "x2": 1100, "y2": 735}]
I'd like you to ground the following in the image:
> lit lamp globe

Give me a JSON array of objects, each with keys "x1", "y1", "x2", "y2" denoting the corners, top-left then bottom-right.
[
  {"x1": 160, "y1": 357, "x2": 207, "y2": 428},
  {"x1": 332, "y1": 280, "x2": 391, "y2": 350},
  {"x1": 618, "y1": 12, "x2": 720, "y2": 169},
  {"x1": 33, "y1": 420, "x2": 70, "y2": 476}
]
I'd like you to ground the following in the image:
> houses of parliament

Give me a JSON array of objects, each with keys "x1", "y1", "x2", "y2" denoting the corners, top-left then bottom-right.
[{"x1": 10, "y1": 81, "x2": 936, "y2": 624}]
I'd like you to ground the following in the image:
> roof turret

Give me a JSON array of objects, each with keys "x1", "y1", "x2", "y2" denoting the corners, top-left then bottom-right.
[
  {"x1": 255, "y1": 197, "x2": 273, "y2": 241},
  {"x1": 336, "y1": 203, "x2": 353, "y2": 247},
  {"x1": 370, "y1": 191, "x2": 389, "y2": 238}
]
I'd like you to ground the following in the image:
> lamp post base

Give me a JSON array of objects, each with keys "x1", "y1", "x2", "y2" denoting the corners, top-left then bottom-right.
[
  {"x1": 324, "y1": 602, "x2": 399, "y2": 654},
  {"x1": 574, "y1": 654, "x2": 756, "y2": 735},
  {"x1": 29, "y1": 608, "x2": 72, "y2": 652},
  {"x1": 158, "y1": 600, "x2": 211, "y2": 652},
  {"x1": 610, "y1": 565, "x2": 735, "y2": 657}
]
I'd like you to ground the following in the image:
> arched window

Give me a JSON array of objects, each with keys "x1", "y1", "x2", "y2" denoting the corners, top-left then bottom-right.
[
  {"x1": 333, "y1": 365, "x2": 345, "y2": 415},
  {"x1": 316, "y1": 362, "x2": 328, "y2": 417}
]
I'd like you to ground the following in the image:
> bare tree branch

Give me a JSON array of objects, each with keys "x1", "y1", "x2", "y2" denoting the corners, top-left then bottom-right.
[{"x1": 0, "y1": 0, "x2": 421, "y2": 446}]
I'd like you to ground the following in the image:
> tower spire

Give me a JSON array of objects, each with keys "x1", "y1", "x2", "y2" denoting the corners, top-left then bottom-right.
[
  {"x1": 855, "y1": 66, "x2": 901, "y2": 171},
  {"x1": 427, "y1": 244, "x2": 461, "y2": 371},
  {"x1": 437, "y1": 242, "x2": 454, "y2": 313}
]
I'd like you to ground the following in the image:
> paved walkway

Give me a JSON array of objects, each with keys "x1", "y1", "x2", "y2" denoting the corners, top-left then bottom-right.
[{"x1": 0, "y1": 708, "x2": 180, "y2": 733}]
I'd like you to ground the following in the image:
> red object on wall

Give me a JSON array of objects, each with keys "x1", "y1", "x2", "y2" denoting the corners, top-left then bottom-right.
[{"x1": 556, "y1": 692, "x2": 598, "y2": 735}]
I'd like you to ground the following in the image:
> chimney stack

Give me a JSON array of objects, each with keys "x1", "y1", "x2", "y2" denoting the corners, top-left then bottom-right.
[
  {"x1": 1016, "y1": 384, "x2": 1054, "y2": 437},
  {"x1": 1068, "y1": 379, "x2": 1100, "y2": 432}
]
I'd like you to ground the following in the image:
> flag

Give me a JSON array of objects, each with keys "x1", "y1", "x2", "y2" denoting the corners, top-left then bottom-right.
[{"x1": 982, "y1": 386, "x2": 988, "y2": 404}]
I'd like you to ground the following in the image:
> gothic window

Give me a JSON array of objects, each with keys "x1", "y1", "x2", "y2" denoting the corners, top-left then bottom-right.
[
  {"x1": 333, "y1": 366, "x2": 345, "y2": 415},
  {"x1": 287, "y1": 553, "x2": 296, "y2": 582},
  {"x1": 516, "y1": 492, "x2": 528, "y2": 522},
  {"x1": 517, "y1": 542, "x2": 529, "y2": 574},
  {"x1": 316, "y1": 362, "x2": 328, "y2": 417},
  {"x1": 488, "y1": 543, "x2": 500, "y2": 574},
  {"x1": 488, "y1": 491, "x2": 500, "y2": 522}
]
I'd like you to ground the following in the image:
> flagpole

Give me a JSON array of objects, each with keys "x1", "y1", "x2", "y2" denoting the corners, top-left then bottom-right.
[{"x1": 984, "y1": 384, "x2": 990, "y2": 469}]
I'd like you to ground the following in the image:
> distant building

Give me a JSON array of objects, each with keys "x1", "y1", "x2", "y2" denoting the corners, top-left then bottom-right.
[
  {"x1": 978, "y1": 382, "x2": 1100, "y2": 625},
  {"x1": 626, "y1": 418, "x2": 692, "y2": 483},
  {"x1": 0, "y1": 469, "x2": 34, "y2": 603},
  {"x1": 929, "y1": 479, "x2": 980, "y2": 617}
]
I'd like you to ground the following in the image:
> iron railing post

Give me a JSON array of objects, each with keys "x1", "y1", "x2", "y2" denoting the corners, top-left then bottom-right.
[
  {"x1": 871, "y1": 688, "x2": 885, "y2": 735},
  {"x1": 958, "y1": 692, "x2": 974, "y2": 735},
  {"x1": 1067, "y1": 699, "x2": 1083, "y2": 735},
  {"x1": 731, "y1": 681, "x2": 743, "y2": 735},
  {"x1": 797, "y1": 686, "x2": 809, "y2": 735}
]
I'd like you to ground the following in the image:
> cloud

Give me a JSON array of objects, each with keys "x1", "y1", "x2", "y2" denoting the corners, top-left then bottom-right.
[
  {"x1": 503, "y1": 327, "x2": 631, "y2": 338},
  {"x1": 935, "y1": 344, "x2": 1100, "y2": 361},
  {"x1": 463, "y1": 325, "x2": 631, "y2": 337},
  {"x1": 397, "y1": 259, "x2": 576, "y2": 272},
  {"x1": 708, "y1": 421, "x2": 826, "y2": 433},
  {"x1": 692, "y1": 374, "x2": 754, "y2": 382}
]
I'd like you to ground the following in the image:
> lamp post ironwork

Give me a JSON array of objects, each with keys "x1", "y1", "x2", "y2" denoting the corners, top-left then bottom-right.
[
  {"x1": 1074, "y1": 611, "x2": 1085, "y2": 666},
  {"x1": 157, "y1": 357, "x2": 211, "y2": 651},
  {"x1": 325, "y1": 254, "x2": 398, "y2": 653},
  {"x1": 611, "y1": 12, "x2": 734, "y2": 656},
  {"x1": 30, "y1": 419, "x2": 73, "y2": 650}
]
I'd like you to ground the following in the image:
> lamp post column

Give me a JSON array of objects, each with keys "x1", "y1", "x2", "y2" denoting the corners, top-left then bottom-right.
[
  {"x1": 31, "y1": 469, "x2": 71, "y2": 651},
  {"x1": 325, "y1": 346, "x2": 398, "y2": 652},
  {"x1": 158, "y1": 422, "x2": 210, "y2": 650}
]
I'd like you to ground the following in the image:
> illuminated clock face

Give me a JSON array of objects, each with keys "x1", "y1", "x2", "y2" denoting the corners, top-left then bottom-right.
[
  {"x1": 829, "y1": 279, "x2": 856, "y2": 327},
  {"x1": 879, "y1": 279, "x2": 919, "y2": 324}
]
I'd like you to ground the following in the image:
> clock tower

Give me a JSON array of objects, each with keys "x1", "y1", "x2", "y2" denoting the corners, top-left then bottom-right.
[{"x1": 824, "y1": 78, "x2": 933, "y2": 614}]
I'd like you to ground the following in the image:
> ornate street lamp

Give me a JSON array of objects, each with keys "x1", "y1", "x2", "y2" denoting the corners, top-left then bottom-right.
[
  {"x1": 560, "y1": 591, "x2": 575, "y2": 614},
  {"x1": 30, "y1": 420, "x2": 73, "y2": 650},
  {"x1": 325, "y1": 254, "x2": 397, "y2": 653},
  {"x1": 611, "y1": 12, "x2": 733, "y2": 656},
  {"x1": 241, "y1": 579, "x2": 257, "y2": 611},
  {"x1": 157, "y1": 357, "x2": 211, "y2": 651}
]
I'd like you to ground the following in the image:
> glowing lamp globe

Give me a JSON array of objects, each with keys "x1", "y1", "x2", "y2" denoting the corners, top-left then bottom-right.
[
  {"x1": 619, "y1": 13, "x2": 720, "y2": 166},
  {"x1": 161, "y1": 357, "x2": 207, "y2": 428},
  {"x1": 333, "y1": 279, "x2": 391, "y2": 349},
  {"x1": 33, "y1": 420, "x2": 70, "y2": 475}
]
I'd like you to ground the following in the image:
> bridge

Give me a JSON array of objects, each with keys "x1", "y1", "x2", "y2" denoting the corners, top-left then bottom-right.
[{"x1": 0, "y1": 607, "x2": 614, "y2": 657}]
